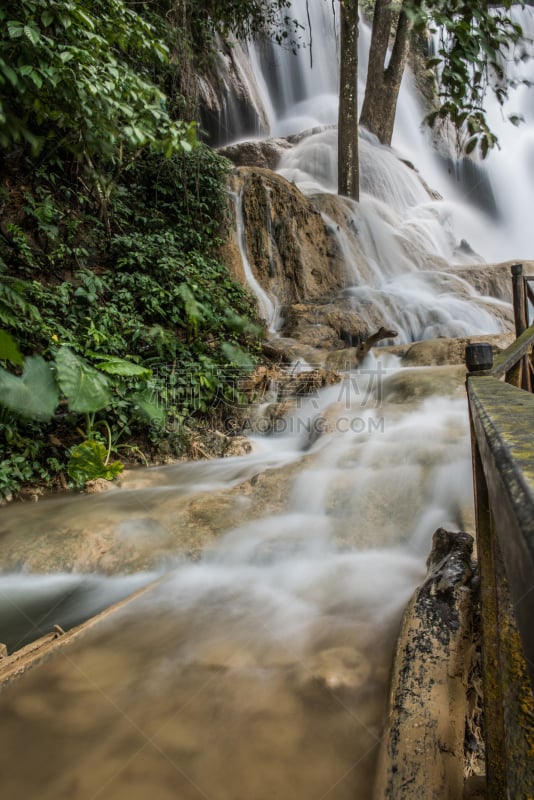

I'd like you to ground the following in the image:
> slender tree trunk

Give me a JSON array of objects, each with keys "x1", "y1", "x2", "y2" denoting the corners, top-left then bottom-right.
[
  {"x1": 338, "y1": 0, "x2": 359, "y2": 200},
  {"x1": 359, "y1": 0, "x2": 412, "y2": 146}
]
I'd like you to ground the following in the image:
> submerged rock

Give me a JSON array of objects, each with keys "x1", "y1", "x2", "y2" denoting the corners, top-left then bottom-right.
[{"x1": 383, "y1": 365, "x2": 466, "y2": 402}]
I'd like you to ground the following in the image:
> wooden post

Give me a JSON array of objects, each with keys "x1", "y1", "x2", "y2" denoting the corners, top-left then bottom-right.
[
  {"x1": 470, "y1": 436, "x2": 507, "y2": 800},
  {"x1": 511, "y1": 263, "x2": 527, "y2": 338},
  {"x1": 510, "y1": 264, "x2": 530, "y2": 390},
  {"x1": 465, "y1": 343, "x2": 493, "y2": 373}
]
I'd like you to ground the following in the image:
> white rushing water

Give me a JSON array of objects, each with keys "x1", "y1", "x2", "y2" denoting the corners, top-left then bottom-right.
[
  {"x1": 0, "y1": 360, "x2": 473, "y2": 799},
  {"x1": 227, "y1": 2, "x2": 534, "y2": 340},
  {"x1": 1, "y1": 5, "x2": 530, "y2": 798}
]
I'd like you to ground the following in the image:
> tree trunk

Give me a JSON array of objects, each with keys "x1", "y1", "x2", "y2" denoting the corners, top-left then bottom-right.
[
  {"x1": 338, "y1": 0, "x2": 359, "y2": 200},
  {"x1": 359, "y1": 0, "x2": 412, "y2": 146}
]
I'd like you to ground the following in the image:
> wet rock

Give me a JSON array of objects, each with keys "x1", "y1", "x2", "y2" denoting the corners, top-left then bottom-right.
[
  {"x1": 222, "y1": 436, "x2": 254, "y2": 457},
  {"x1": 400, "y1": 333, "x2": 515, "y2": 367},
  {"x1": 280, "y1": 368, "x2": 341, "y2": 398},
  {"x1": 323, "y1": 347, "x2": 360, "y2": 371},
  {"x1": 83, "y1": 478, "x2": 118, "y2": 494},
  {"x1": 447, "y1": 260, "x2": 534, "y2": 302},
  {"x1": 373, "y1": 529, "x2": 477, "y2": 800},
  {"x1": 383, "y1": 365, "x2": 466, "y2": 402},
  {"x1": 218, "y1": 138, "x2": 292, "y2": 170},
  {"x1": 294, "y1": 647, "x2": 372, "y2": 694},
  {"x1": 226, "y1": 168, "x2": 349, "y2": 309},
  {"x1": 281, "y1": 299, "x2": 370, "y2": 351}
]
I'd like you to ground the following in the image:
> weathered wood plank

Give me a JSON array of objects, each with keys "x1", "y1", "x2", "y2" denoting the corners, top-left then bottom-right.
[
  {"x1": 467, "y1": 376, "x2": 534, "y2": 677},
  {"x1": 467, "y1": 375, "x2": 534, "y2": 799},
  {"x1": 0, "y1": 578, "x2": 161, "y2": 691}
]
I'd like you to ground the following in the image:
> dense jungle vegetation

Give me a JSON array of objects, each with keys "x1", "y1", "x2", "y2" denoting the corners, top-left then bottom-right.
[
  {"x1": 0, "y1": 0, "x2": 297, "y2": 500},
  {"x1": 0, "y1": 0, "x2": 524, "y2": 500}
]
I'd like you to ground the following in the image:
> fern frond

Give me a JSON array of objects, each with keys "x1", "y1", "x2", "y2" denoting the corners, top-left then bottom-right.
[{"x1": 0, "y1": 280, "x2": 41, "y2": 328}]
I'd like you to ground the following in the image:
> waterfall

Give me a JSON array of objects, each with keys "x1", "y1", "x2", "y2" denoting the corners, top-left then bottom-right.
[
  {"x1": 243, "y1": 0, "x2": 534, "y2": 267},
  {"x1": 1, "y1": 8, "x2": 532, "y2": 798},
  {"x1": 221, "y1": 2, "x2": 533, "y2": 339}
]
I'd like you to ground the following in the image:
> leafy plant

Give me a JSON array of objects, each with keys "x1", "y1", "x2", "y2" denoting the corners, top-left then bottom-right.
[
  {"x1": 406, "y1": 0, "x2": 527, "y2": 155},
  {"x1": 0, "y1": 329, "x2": 23, "y2": 365},
  {"x1": 67, "y1": 440, "x2": 123, "y2": 486},
  {"x1": 55, "y1": 346, "x2": 110, "y2": 413},
  {"x1": 0, "y1": 0, "x2": 196, "y2": 162},
  {"x1": 0, "y1": 355, "x2": 58, "y2": 421}
]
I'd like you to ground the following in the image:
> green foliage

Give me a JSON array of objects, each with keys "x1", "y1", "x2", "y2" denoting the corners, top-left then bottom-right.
[
  {"x1": 0, "y1": 355, "x2": 58, "y2": 421},
  {"x1": 405, "y1": 0, "x2": 526, "y2": 156},
  {"x1": 55, "y1": 347, "x2": 111, "y2": 413},
  {"x1": 67, "y1": 440, "x2": 123, "y2": 486},
  {"x1": 94, "y1": 358, "x2": 152, "y2": 379},
  {"x1": 115, "y1": 146, "x2": 232, "y2": 248},
  {"x1": 154, "y1": 0, "x2": 302, "y2": 52},
  {"x1": 0, "y1": 142, "x2": 261, "y2": 499},
  {"x1": 0, "y1": 0, "x2": 196, "y2": 163},
  {"x1": 0, "y1": 330, "x2": 23, "y2": 366}
]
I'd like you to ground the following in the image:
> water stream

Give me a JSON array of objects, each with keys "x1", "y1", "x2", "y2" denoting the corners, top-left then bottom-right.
[
  {"x1": 0, "y1": 4, "x2": 533, "y2": 798},
  {"x1": 0, "y1": 363, "x2": 472, "y2": 799}
]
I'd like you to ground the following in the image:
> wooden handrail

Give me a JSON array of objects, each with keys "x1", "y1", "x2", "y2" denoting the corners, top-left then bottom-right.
[
  {"x1": 468, "y1": 378, "x2": 534, "y2": 668},
  {"x1": 465, "y1": 262, "x2": 534, "y2": 798},
  {"x1": 491, "y1": 322, "x2": 534, "y2": 379},
  {"x1": 466, "y1": 375, "x2": 534, "y2": 799}
]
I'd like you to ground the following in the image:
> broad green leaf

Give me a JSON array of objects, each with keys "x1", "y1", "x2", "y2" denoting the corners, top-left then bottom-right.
[
  {"x1": 95, "y1": 357, "x2": 152, "y2": 379},
  {"x1": 0, "y1": 356, "x2": 58, "y2": 421},
  {"x1": 0, "y1": 329, "x2": 23, "y2": 366},
  {"x1": 55, "y1": 346, "x2": 110, "y2": 413},
  {"x1": 23, "y1": 24, "x2": 41, "y2": 45},
  {"x1": 67, "y1": 440, "x2": 123, "y2": 485},
  {"x1": 41, "y1": 10, "x2": 54, "y2": 27},
  {"x1": 7, "y1": 21, "x2": 24, "y2": 38},
  {"x1": 1, "y1": 64, "x2": 19, "y2": 87},
  {"x1": 29, "y1": 71, "x2": 43, "y2": 89}
]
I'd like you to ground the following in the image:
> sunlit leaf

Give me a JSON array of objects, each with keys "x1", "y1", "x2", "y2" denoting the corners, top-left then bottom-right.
[
  {"x1": 67, "y1": 440, "x2": 123, "y2": 485},
  {"x1": 95, "y1": 357, "x2": 152, "y2": 379}
]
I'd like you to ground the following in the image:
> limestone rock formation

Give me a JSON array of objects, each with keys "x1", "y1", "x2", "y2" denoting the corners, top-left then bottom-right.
[
  {"x1": 219, "y1": 138, "x2": 292, "y2": 170},
  {"x1": 373, "y1": 529, "x2": 478, "y2": 800},
  {"x1": 226, "y1": 167, "x2": 350, "y2": 308}
]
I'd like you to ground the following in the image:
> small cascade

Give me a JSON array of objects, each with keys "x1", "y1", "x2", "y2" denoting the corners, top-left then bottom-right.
[
  {"x1": 231, "y1": 187, "x2": 280, "y2": 331},
  {"x1": 216, "y1": 3, "x2": 534, "y2": 340},
  {"x1": 388, "y1": 6, "x2": 534, "y2": 262}
]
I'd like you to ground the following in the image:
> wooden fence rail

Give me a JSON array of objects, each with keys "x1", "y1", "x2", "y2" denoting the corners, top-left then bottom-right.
[{"x1": 466, "y1": 263, "x2": 534, "y2": 799}]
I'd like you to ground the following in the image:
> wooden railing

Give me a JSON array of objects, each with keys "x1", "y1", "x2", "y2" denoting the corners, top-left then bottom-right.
[{"x1": 466, "y1": 263, "x2": 534, "y2": 799}]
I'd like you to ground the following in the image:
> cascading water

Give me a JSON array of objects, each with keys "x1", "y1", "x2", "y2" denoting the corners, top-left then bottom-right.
[
  {"x1": 231, "y1": 188, "x2": 280, "y2": 330},
  {"x1": 0, "y1": 361, "x2": 474, "y2": 799},
  {"x1": 0, "y1": 5, "x2": 531, "y2": 799},
  {"x1": 236, "y1": 1, "x2": 533, "y2": 339}
]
